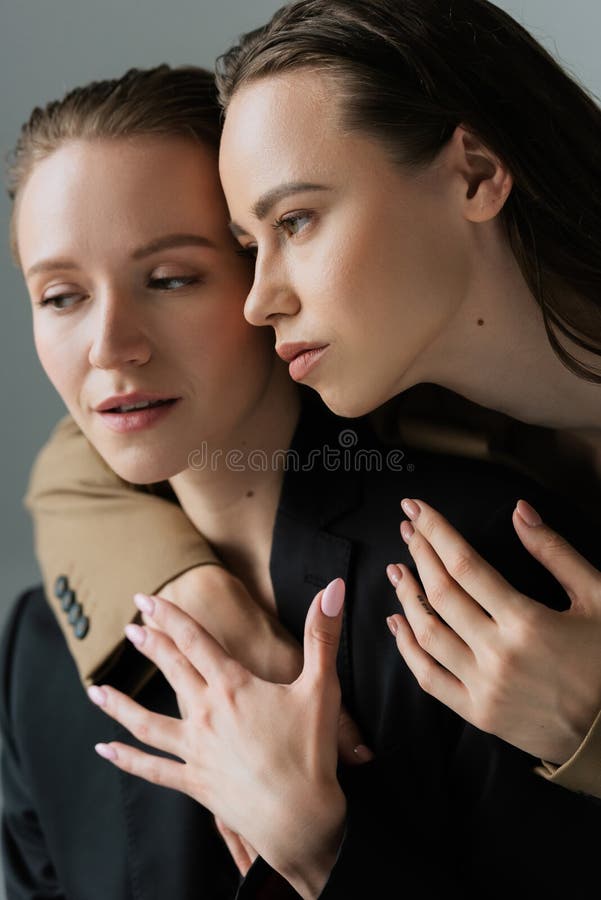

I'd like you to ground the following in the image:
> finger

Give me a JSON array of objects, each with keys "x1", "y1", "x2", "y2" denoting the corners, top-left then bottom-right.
[
  {"x1": 302, "y1": 579, "x2": 345, "y2": 682},
  {"x1": 87, "y1": 684, "x2": 184, "y2": 758},
  {"x1": 401, "y1": 499, "x2": 521, "y2": 619},
  {"x1": 398, "y1": 522, "x2": 494, "y2": 646},
  {"x1": 94, "y1": 741, "x2": 187, "y2": 793},
  {"x1": 387, "y1": 563, "x2": 474, "y2": 681},
  {"x1": 513, "y1": 500, "x2": 600, "y2": 604},
  {"x1": 386, "y1": 614, "x2": 470, "y2": 720},
  {"x1": 134, "y1": 593, "x2": 241, "y2": 685},
  {"x1": 124, "y1": 622, "x2": 207, "y2": 699},
  {"x1": 214, "y1": 818, "x2": 254, "y2": 877},
  {"x1": 336, "y1": 707, "x2": 374, "y2": 766}
]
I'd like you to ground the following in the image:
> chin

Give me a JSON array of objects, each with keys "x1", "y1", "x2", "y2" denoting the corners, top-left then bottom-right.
[
  {"x1": 317, "y1": 384, "x2": 376, "y2": 419},
  {"x1": 101, "y1": 446, "x2": 184, "y2": 486}
]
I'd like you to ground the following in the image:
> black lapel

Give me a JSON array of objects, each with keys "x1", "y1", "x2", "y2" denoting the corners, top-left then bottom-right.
[{"x1": 269, "y1": 389, "x2": 370, "y2": 702}]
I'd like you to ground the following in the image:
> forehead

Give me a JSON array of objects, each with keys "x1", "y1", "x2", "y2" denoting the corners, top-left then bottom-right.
[
  {"x1": 219, "y1": 71, "x2": 343, "y2": 183},
  {"x1": 16, "y1": 136, "x2": 226, "y2": 264}
]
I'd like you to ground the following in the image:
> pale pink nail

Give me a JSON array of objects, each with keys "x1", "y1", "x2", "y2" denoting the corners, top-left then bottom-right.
[
  {"x1": 87, "y1": 685, "x2": 107, "y2": 707},
  {"x1": 516, "y1": 499, "x2": 543, "y2": 527},
  {"x1": 321, "y1": 578, "x2": 345, "y2": 617},
  {"x1": 125, "y1": 623, "x2": 146, "y2": 646},
  {"x1": 401, "y1": 499, "x2": 420, "y2": 521},
  {"x1": 353, "y1": 744, "x2": 375, "y2": 763},
  {"x1": 95, "y1": 743, "x2": 117, "y2": 761},
  {"x1": 134, "y1": 593, "x2": 155, "y2": 615},
  {"x1": 387, "y1": 616, "x2": 399, "y2": 636},
  {"x1": 386, "y1": 564, "x2": 403, "y2": 587},
  {"x1": 400, "y1": 521, "x2": 415, "y2": 544}
]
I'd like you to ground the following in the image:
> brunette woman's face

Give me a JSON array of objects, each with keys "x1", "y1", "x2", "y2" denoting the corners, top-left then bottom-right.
[
  {"x1": 17, "y1": 135, "x2": 278, "y2": 483},
  {"x1": 220, "y1": 70, "x2": 472, "y2": 417}
]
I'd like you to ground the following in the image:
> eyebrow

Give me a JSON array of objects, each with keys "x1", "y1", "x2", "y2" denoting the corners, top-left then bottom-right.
[
  {"x1": 229, "y1": 182, "x2": 330, "y2": 237},
  {"x1": 26, "y1": 233, "x2": 216, "y2": 277},
  {"x1": 131, "y1": 233, "x2": 216, "y2": 259}
]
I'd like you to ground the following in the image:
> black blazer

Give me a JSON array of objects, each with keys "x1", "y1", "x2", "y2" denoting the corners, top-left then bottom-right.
[{"x1": 3, "y1": 390, "x2": 600, "y2": 899}]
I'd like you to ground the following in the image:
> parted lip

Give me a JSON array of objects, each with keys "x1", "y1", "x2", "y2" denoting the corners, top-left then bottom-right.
[
  {"x1": 276, "y1": 342, "x2": 328, "y2": 363},
  {"x1": 94, "y1": 392, "x2": 179, "y2": 412}
]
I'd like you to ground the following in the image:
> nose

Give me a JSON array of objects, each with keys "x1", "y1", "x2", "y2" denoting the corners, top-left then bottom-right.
[
  {"x1": 88, "y1": 289, "x2": 152, "y2": 370},
  {"x1": 243, "y1": 252, "x2": 301, "y2": 327}
]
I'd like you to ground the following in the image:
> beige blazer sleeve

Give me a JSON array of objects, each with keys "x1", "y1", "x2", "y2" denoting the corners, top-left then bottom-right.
[
  {"x1": 536, "y1": 709, "x2": 601, "y2": 797},
  {"x1": 24, "y1": 414, "x2": 220, "y2": 694}
]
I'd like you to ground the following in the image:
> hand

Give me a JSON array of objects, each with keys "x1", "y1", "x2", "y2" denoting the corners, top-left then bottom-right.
[
  {"x1": 386, "y1": 498, "x2": 601, "y2": 765},
  {"x1": 155, "y1": 565, "x2": 371, "y2": 766},
  {"x1": 158, "y1": 565, "x2": 302, "y2": 685},
  {"x1": 88, "y1": 579, "x2": 349, "y2": 900}
]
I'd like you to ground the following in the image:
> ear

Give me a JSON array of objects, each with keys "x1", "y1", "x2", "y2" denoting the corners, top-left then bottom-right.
[{"x1": 448, "y1": 124, "x2": 513, "y2": 223}]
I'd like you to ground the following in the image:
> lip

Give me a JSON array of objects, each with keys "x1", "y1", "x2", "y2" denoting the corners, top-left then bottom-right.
[
  {"x1": 94, "y1": 392, "x2": 179, "y2": 413},
  {"x1": 281, "y1": 345, "x2": 329, "y2": 383},
  {"x1": 276, "y1": 342, "x2": 329, "y2": 364}
]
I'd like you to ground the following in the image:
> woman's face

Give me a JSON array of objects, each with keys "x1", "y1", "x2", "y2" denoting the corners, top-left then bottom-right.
[
  {"x1": 220, "y1": 70, "x2": 472, "y2": 417},
  {"x1": 17, "y1": 135, "x2": 278, "y2": 483}
]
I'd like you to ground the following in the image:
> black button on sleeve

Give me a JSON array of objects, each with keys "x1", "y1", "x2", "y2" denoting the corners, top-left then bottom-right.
[
  {"x1": 60, "y1": 589, "x2": 76, "y2": 613},
  {"x1": 54, "y1": 575, "x2": 68, "y2": 598},
  {"x1": 74, "y1": 616, "x2": 89, "y2": 640},
  {"x1": 68, "y1": 602, "x2": 82, "y2": 625}
]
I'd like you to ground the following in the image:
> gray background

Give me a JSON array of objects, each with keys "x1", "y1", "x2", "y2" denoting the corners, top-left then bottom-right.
[
  {"x1": 0, "y1": 0, "x2": 599, "y2": 897},
  {"x1": 1, "y1": 0, "x2": 600, "y2": 623}
]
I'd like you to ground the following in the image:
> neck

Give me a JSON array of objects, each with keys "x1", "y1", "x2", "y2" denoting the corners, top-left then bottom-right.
[
  {"x1": 410, "y1": 221, "x2": 601, "y2": 431},
  {"x1": 169, "y1": 359, "x2": 301, "y2": 611}
]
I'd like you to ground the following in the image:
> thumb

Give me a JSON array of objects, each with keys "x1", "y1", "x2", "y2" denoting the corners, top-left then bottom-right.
[
  {"x1": 513, "y1": 499, "x2": 598, "y2": 605},
  {"x1": 302, "y1": 578, "x2": 345, "y2": 681},
  {"x1": 337, "y1": 706, "x2": 375, "y2": 766}
]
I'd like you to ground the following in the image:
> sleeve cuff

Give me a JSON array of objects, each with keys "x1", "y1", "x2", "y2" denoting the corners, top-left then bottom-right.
[
  {"x1": 535, "y1": 706, "x2": 601, "y2": 798},
  {"x1": 236, "y1": 857, "x2": 301, "y2": 898}
]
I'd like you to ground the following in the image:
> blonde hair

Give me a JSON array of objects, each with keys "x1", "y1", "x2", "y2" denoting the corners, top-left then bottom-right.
[{"x1": 7, "y1": 64, "x2": 221, "y2": 261}]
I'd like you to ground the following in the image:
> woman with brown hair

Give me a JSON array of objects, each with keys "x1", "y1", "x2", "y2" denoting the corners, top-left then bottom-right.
[{"x1": 214, "y1": 0, "x2": 601, "y2": 788}]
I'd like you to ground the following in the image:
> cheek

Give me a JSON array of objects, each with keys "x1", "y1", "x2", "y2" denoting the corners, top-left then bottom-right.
[
  {"x1": 167, "y1": 298, "x2": 272, "y2": 382},
  {"x1": 295, "y1": 208, "x2": 397, "y2": 337},
  {"x1": 33, "y1": 319, "x2": 87, "y2": 409},
  {"x1": 34, "y1": 325, "x2": 69, "y2": 391}
]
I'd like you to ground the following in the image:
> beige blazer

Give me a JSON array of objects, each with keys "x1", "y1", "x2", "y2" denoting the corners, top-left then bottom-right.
[{"x1": 23, "y1": 384, "x2": 601, "y2": 797}]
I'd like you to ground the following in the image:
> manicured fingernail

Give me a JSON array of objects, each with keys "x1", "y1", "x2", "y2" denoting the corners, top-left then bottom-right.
[
  {"x1": 125, "y1": 623, "x2": 146, "y2": 646},
  {"x1": 134, "y1": 593, "x2": 155, "y2": 615},
  {"x1": 95, "y1": 743, "x2": 118, "y2": 761},
  {"x1": 386, "y1": 564, "x2": 403, "y2": 587},
  {"x1": 87, "y1": 685, "x2": 107, "y2": 707},
  {"x1": 400, "y1": 521, "x2": 415, "y2": 544},
  {"x1": 321, "y1": 578, "x2": 345, "y2": 617},
  {"x1": 401, "y1": 499, "x2": 420, "y2": 521},
  {"x1": 516, "y1": 500, "x2": 543, "y2": 527},
  {"x1": 353, "y1": 744, "x2": 375, "y2": 763},
  {"x1": 387, "y1": 616, "x2": 399, "y2": 636}
]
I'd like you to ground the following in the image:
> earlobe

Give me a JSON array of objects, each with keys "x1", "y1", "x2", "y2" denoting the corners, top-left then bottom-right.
[{"x1": 452, "y1": 125, "x2": 513, "y2": 223}]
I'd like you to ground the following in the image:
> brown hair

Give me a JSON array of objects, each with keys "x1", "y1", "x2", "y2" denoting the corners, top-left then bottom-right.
[
  {"x1": 7, "y1": 64, "x2": 221, "y2": 262},
  {"x1": 216, "y1": 0, "x2": 601, "y2": 383}
]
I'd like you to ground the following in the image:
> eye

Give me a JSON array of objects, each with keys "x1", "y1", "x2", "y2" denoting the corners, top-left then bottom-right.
[
  {"x1": 236, "y1": 246, "x2": 257, "y2": 262},
  {"x1": 39, "y1": 291, "x2": 85, "y2": 311},
  {"x1": 273, "y1": 211, "x2": 313, "y2": 238},
  {"x1": 147, "y1": 275, "x2": 200, "y2": 291}
]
